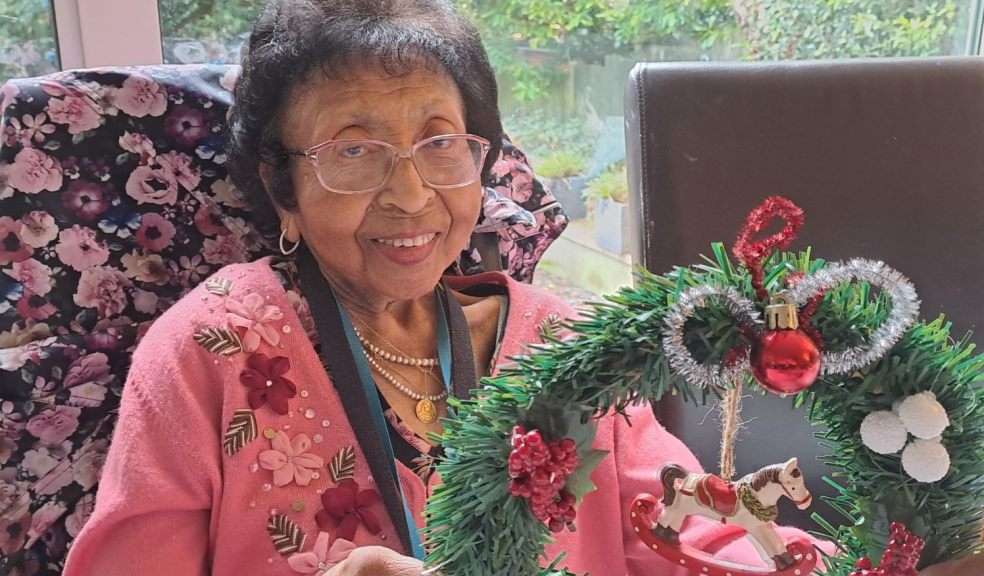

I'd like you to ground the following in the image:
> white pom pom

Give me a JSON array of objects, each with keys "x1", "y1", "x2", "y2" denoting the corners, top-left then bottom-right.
[
  {"x1": 860, "y1": 411, "x2": 908, "y2": 455},
  {"x1": 901, "y1": 439, "x2": 950, "y2": 483},
  {"x1": 898, "y1": 392, "x2": 950, "y2": 439}
]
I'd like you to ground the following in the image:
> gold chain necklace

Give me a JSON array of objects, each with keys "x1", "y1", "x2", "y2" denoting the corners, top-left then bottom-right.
[{"x1": 357, "y1": 339, "x2": 446, "y2": 424}]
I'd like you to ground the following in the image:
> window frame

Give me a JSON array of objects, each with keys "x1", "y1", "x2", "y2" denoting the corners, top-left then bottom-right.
[
  {"x1": 52, "y1": 0, "x2": 163, "y2": 68},
  {"x1": 45, "y1": 0, "x2": 984, "y2": 66}
]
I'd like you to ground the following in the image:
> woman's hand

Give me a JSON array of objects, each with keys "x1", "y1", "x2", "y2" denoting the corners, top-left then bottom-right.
[
  {"x1": 919, "y1": 553, "x2": 984, "y2": 576},
  {"x1": 323, "y1": 546, "x2": 423, "y2": 576}
]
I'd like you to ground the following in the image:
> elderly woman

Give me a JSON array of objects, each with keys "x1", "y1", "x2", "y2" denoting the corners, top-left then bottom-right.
[{"x1": 61, "y1": 1, "x2": 979, "y2": 576}]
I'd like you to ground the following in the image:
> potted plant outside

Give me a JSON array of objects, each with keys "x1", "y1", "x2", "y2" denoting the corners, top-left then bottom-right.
[
  {"x1": 584, "y1": 163, "x2": 630, "y2": 254},
  {"x1": 536, "y1": 151, "x2": 588, "y2": 220}
]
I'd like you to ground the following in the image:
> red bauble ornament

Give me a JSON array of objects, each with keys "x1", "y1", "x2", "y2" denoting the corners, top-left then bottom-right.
[
  {"x1": 750, "y1": 293, "x2": 822, "y2": 395},
  {"x1": 751, "y1": 328, "x2": 820, "y2": 394}
]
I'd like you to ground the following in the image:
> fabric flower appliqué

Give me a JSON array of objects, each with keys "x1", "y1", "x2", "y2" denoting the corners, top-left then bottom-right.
[
  {"x1": 287, "y1": 531, "x2": 356, "y2": 575},
  {"x1": 316, "y1": 479, "x2": 382, "y2": 541},
  {"x1": 259, "y1": 431, "x2": 324, "y2": 487},
  {"x1": 239, "y1": 354, "x2": 297, "y2": 414},
  {"x1": 226, "y1": 293, "x2": 283, "y2": 353}
]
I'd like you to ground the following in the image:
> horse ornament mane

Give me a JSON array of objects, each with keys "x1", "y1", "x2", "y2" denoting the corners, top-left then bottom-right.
[{"x1": 423, "y1": 197, "x2": 984, "y2": 576}]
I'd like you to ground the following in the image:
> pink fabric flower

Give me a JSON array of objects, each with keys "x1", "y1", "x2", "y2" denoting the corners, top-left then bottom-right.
[
  {"x1": 132, "y1": 288, "x2": 159, "y2": 314},
  {"x1": 125, "y1": 164, "x2": 179, "y2": 205},
  {"x1": 55, "y1": 226, "x2": 109, "y2": 271},
  {"x1": 226, "y1": 293, "x2": 283, "y2": 352},
  {"x1": 5, "y1": 258, "x2": 53, "y2": 296},
  {"x1": 121, "y1": 251, "x2": 170, "y2": 284},
  {"x1": 114, "y1": 75, "x2": 167, "y2": 118},
  {"x1": 20, "y1": 112, "x2": 56, "y2": 144},
  {"x1": 68, "y1": 382, "x2": 108, "y2": 408},
  {"x1": 0, "y1": 216, "x2": 33, "y2": 264},
  {"x1": 19, "y1": 211, "x2": 58, "y2": 248},
  {"x1": 22, "y1": 446, "x2": 60, "y2": 477},
  {"x1": 46, "y1": 94, "x2": 102, "y2": 134},
  {"x1": 287, "y1": 532, "x2": 356, "y2": 575},
  {"x1": 135, "y1": 212, "x2": 176, "y2": 251},
  {"x1": 316, "y1": 479, "x2": 382, "y2": 541},
  {"x1": 73, "y1": 266, "x2": 132, "y2": 317},
  {"x1": 258, "y1": 431, "x2": 324, "y2": 487},
  {"x1": 118, "y1": 131, "x2": 156, "y2": 161},
  {"x1": 157, "y1": 150, "x2": 201, "y2": 190},
  {"x1": 63, "y1": 352, "x2": 113, "y2": 388},
  {"x1": 194, "y1": 203, "x2": 230, "y2": 236},
  {"x1": 72, "y1": 440, "x2": 108, "y2": 490},
  {"x1": 27, "y1": 502, "x2": 66, "y2": 544},
  {"x1": 202, "y1": 233, "x2": 246, "y2": 265},
  {"x1": 62, "y1": 180, "x2": 109, "y2": 222},
  {"x1": 239, "y1": 353, "x2": 297, "y2": 414},
  {"x1": 26, "y1": 405, "x2": 81, "y2": 444},
  {"x1": 65, "y1": 494, "x2": 95, "y2": 537},
  {"x1": 16, "y1": 292, "x2": 57, "y2": 321},
  {"x1": 7, "y1": 148, "x2": 62, "y2": 194}
]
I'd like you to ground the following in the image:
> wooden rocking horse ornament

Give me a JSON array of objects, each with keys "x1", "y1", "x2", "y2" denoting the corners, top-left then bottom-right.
[{"x1": 630, "y1": 458, "x2": 818, "y2": 575}]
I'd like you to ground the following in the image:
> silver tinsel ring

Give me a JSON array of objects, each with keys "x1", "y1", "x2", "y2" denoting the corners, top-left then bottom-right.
[
  {"x1": 662, "y1": 284, "x2": 765, "y2": 390},
  {"x1": 786, "y1": 258, "x2": 920, "y2": 375}
]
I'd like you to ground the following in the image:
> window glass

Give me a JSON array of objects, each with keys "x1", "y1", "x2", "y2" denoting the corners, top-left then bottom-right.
[
  {"x1": 0, "y1": 0, "x2": 59, "y2": 84},
  {"x1": 462, "y1": 0, "x2": 984, "y2": 300},
  {"x1": 158, "y1": 0, "x2": 264, "y2": 64}
]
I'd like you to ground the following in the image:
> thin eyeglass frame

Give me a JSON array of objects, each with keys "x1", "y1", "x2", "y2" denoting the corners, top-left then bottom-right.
[{"x1": 285, "y1": 133, "x2": 491, "y2": 195}]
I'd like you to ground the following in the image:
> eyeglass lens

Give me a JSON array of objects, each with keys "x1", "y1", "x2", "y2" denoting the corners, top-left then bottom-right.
[{"x1": 314, "y1": 136, "x2": 484, "y2": 193}]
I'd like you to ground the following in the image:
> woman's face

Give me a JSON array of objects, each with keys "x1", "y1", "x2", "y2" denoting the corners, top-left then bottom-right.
[{"x1": 276, "y1": 64, "x2": 482, "y2": 307}]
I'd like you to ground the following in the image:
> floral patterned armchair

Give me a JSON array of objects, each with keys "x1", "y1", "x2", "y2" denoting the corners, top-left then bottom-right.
[{"x1": 0, "y1": 64, "x2": 567, "y2": 575}]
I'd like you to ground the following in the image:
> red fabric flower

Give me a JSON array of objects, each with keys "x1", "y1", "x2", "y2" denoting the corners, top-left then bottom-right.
[
  {"x1": 316, "y1": 479, "x2": 382, "y2": 541},
  {"x1": 239, "y1": 353, "x2": 297, "y2": 415}
]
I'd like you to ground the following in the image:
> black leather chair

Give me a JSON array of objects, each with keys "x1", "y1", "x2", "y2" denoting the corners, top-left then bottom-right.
[{"x1": 624, "y1": 57, "x2": 984, "y2": 527}]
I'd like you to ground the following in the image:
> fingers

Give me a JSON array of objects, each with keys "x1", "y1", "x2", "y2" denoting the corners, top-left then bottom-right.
[{"x1": 322, "y1": 545, "x2": 423, "y2": 576}]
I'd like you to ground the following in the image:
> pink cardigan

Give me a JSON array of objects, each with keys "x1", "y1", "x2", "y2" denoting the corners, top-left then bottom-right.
[{"x1": 64, "y1": 259, "x2": 817, "y2": 575}]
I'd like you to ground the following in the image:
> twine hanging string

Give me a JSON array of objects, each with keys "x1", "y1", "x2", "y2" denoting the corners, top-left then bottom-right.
[
  {"x1": 719, "y1": 380, "x2": 743, "y2": 481},
  {"x1": 719, "y1": 196, "x2": 810, "y2": 480}
]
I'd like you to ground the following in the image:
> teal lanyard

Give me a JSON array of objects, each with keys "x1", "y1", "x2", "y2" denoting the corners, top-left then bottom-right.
[{"x1": 333, "y1": 288, "x2": 452, "y2": 561}]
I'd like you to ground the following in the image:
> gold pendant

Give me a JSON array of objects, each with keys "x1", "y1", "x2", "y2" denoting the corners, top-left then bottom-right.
[{"x1": 415, "y1": 399, "x2": 437, "y2": 423}]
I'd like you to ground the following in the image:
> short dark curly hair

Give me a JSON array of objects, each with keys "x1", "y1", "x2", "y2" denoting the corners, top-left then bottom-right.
[{"x1": 226, "y1": 0, "x2": 503, "y2": 236}]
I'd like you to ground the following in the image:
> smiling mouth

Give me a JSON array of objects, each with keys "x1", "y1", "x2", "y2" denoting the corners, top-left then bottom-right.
[{"x1": 373, "y1": 233, "x2": 438, "y2": 248}]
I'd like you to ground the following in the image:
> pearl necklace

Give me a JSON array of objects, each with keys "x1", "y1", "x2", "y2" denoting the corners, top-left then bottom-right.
[
  {"x1": 360, "y1": 348, "x2": 448, "y2": 403},
  {"x1": 361, "y1": 350, "x2": 446, "y2": 424},
  {"x1": 353, "y1": 325, "x2": 438, "y2": 368}
]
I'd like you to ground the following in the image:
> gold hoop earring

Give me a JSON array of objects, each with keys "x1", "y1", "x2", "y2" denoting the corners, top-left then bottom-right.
[{"x1": 279, "y1": 229, "x2": 300, "y2": 255}]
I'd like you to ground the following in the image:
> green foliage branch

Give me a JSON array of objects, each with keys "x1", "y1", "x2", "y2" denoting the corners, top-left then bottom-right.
[{"x1": 424, "y1": 244, "x2": 984, "y2": 576}]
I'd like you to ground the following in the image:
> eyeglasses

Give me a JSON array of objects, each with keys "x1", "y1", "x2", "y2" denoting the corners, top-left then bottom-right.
[{"x1": 286, "y1": 133, "x2": 491, "y2": 195}]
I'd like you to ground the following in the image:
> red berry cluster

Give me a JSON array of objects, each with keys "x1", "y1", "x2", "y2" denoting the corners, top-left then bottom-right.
[
  {"x1": 848, "y1": 522, "x2": 925, "y2": 576},
  {"x1": 507, "y1": 426, "x2": 580, "y2": 532}
]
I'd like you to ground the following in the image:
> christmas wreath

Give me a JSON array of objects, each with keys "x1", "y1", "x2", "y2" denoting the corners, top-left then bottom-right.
[{"x1": 423, "y1": 197, "x2": 984, "y2": 576}]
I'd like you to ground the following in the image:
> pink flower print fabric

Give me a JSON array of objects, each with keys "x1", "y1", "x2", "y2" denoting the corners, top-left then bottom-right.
[
  {"x1": 46, "y1": 94, "x2": 102, "y2": 135},
  {"x1": 6, "y1": 147, "x2": 62, "y2": 194},
  {"x1": 258, "y1": 431, "x2": 324, "y2": 487},
  {"x1": 226, "y1": 292, "x2": 284, "y2": 352},
  {"x1": 287, "y1": 531, "x2": 356, "y2": 575},
  {"x1": 113, "y1": 75, "x2": 167, "y2": 118},
  {"x1": 55, "y1": 225, "x2": 110, "y2": 271},
  {"x1": 25, "y1": 406, "x2": 81, "y2": 445}
]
